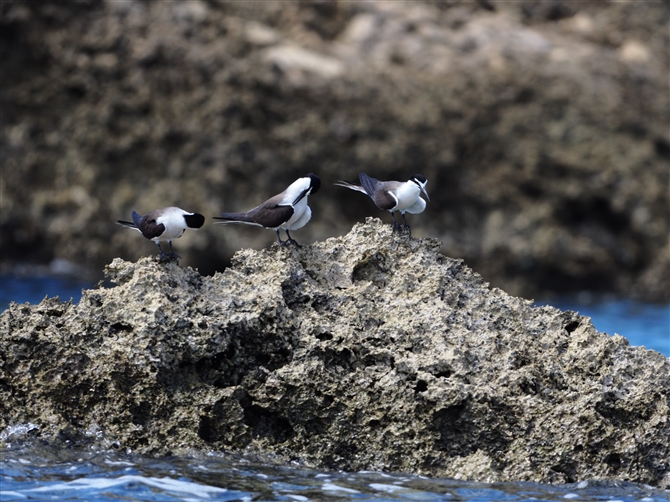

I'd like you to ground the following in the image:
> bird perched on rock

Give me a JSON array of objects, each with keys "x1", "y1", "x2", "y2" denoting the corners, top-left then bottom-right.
[
  {"x1": 335, "y1": 173, "x2": 429, "y2": 235},
  {"x1": 214, "y1": 173, "x2": 321, "y2": 246},
  {"x1": 117, "y1": 207, "x2": 205, "y2": 261}
]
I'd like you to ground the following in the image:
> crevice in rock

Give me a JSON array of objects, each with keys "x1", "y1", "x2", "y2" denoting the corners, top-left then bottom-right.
[{"x1": 243, "y1": 404, "x2": 294, "y2": 443}]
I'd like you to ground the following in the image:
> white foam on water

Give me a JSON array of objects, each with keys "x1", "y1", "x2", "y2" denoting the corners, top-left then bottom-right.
[
  {"x1": 369, "y1": 482, "x2": 407, "y2": 493},
  {"x1": 321, "y1": 482, "x2": 360, "y2": 493},
  {"x1": 0, "y1": 491, "x2": 28, "y2": 500},
  {"x1": 103, "y1": 459, "x2": 135, "y2": 466},
  {"x1": 285, "y1": 495, "x2": 309, "y2": 501},
  {"x1": 20, "y1": 474, "x2": 231, "y2": 499},
  {"x1": 564, "y1": 494, "x2": 580, "y2": 499}
]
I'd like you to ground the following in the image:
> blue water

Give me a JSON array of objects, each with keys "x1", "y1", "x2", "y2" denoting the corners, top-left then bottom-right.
[
  {"x1": 1, "y1": 275, "x2": 669, "y2": 501},
  {"x1": 534, "y1": 297, "x2": 669, "y2": 357},
  {"x1": 0, "y1": 275, "x2": 94, "y2": 312},
  {"x1": 1, "y1": 443, "x2": 669, "y2": 501}
]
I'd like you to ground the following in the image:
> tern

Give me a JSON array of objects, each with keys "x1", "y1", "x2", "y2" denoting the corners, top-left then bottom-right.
[
  {"x1": 335, "y1": 173, "x2": 429, "y2": 235},
  {"x1": 117, "y1": 207, "x2": 205, "y2": 260},
  {"x1": 213, "y1": 173, "x2": 321, "y2": 246}
]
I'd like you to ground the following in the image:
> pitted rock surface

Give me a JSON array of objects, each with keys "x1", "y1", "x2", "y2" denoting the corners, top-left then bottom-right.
[{"x1": 1, "y1": 219, "x2": 668, "y2": 486}]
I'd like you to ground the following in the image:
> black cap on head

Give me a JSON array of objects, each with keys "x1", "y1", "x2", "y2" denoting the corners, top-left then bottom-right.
[
  {"x1": 411, "y1": 174, "x2": 427, "y2": 184},
  {"x1": 306, "y1": 173, "x2": 321, "y2": 194},
  {"x1": 184, "y1": 213, "x2": 206, "y2": 229}
]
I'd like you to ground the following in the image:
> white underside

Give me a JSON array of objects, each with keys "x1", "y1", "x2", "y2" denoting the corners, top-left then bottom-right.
[
  {"x1": 284, "y1": 203, "x2": 311, "y2": 230},
  {"x1": 403, "y1": 196, "x2": 426, "y2": 214},
  {"x1": 152, "y1": 208, "x2": 191, "y2": 241},
  {"x1": 390, "y1": 183, "x2": 424, "y2": 212}
]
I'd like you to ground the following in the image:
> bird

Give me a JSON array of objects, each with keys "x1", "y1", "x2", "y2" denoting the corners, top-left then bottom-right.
[
  {"x1": 213, "y1": 173, "x2": 321, "y2": 246},
  {"x1": 335, "y1": 173, "x2": 429, "y2": 235},
  {"x1": 117, "y1": 207, "x2": 205, "y2": 261}
]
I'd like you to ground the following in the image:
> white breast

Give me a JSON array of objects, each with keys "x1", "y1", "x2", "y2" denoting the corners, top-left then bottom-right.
[
  {"x1": 282, "y1": 196, "x2": 310, "y2": 229},
  {"x1": 405, "y1": 196, "x2": 426, "y2": 214},
  {"x1": 393, "y1": 182, "x2": 421, "y2": 211},
  {"x1": 155, "y1": 208, "x2": 189, "y2": 241}
]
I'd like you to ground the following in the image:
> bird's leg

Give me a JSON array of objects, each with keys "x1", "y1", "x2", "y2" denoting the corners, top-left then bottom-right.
[
  {"x1": 401, "y1": 212, "x2": 412, "y2": 237},
  {"x1": 390, "y1": 212, "x2": 401, "y2": 233},
  {"x1": 276, "y1": 229, "x2": 285, "y2": 246},
  {"x1": 285, "y1": 229, "x2": 300, "y2": 247},
  {"x1": 168, "y1": 240, "x2": 181, "y2": 260},
  {"x1": 156, "y1": 242, "x2": 169, "y2": 261}
]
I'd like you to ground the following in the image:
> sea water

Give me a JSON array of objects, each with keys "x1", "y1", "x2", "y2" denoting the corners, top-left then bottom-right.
[
  {"x1": 1, "y1": 275, "x2": 669, "y2": 501},
  {"x1": 1, "y1": 443, "x2": 669, "y2": 501}
]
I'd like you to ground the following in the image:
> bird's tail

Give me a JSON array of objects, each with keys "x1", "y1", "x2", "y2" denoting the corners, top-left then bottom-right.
[
  {"x1": 334, "y1": 180, "x2": 368, "y2": 195},
  {"x1": 213, "y1": 212, "x2": 255, "y2": 225},
  {"x1": 116, "y1": 219, "x2": 137, "y2": 229}
]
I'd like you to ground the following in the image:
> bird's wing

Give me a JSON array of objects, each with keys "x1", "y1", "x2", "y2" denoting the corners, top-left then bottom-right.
[
  {"x1": 358, "y1": 173, "x2": 380, "y2": 198},
  {"x1": 131, "y1": 211, "x2": 144, "y2": 228},
  {"x1": 137, "y1": 211, "x2": 166, "y2": 239},
  {"x1": 372, "y1": 188, "x2": 398, "y2": 211},
  {"x1": 248, "y1": 196, "x2": 296, "y2": 228},
  {"x1": 214, "y1": 194, "x2": 295, "y2": 229}
]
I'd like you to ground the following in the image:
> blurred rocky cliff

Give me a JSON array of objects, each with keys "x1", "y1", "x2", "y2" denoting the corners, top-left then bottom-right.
[{"x1": 1, "y1": 0, "x2": 668, "y2": 302}]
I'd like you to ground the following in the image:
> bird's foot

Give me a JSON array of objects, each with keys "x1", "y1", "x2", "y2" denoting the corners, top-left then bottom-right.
[
  {"x1": 392, "y1": 221, "x2": 402, "y2": 233},
  {"x1": 403, "y1": 224, "x2": 412, "y2": 237},
  {"x1": 282, "y1": 238, "x2": 301, "y2": 247},
  {"x1": 158, "y1": 252, "x2": 180, "y2": 263}
]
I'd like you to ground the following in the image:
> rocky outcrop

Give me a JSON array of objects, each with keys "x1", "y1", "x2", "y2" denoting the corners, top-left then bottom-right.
[
  {"x1": 1, "y1": 1, "x2": 668, "y2": 302},
  {"x1": 1, "y1": 219, "x2": 669, "y2": 486}
]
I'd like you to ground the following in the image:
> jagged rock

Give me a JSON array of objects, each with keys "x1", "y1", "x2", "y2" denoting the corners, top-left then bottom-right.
[{"x1": 1, "y1": 219, "x2": 668, "y2": 486}]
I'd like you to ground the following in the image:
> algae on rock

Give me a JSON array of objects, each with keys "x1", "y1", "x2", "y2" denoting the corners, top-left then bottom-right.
[{"x1": 1, "y1": 219, "x2": 668, "y2": 487}]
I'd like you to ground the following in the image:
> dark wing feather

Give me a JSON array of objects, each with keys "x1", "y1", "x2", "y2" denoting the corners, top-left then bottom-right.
[
  {"x1": 358, "y1": 173, "x2": 379, "y2": 198},
  {"x1": 372, "y1": 188, "x2": 398, "y2": 211},
  {"x1": 137, "y1": 212, "x2": 165, "y2": 240},
  {"x1": 131, "y1": 211, "x2": 143, "y2": 227},
  {"x1": 359, "y1": 174, "x2": 398, "y2": 210},
  {"x1": 247, "y1": 200, "x2": 295, "y2": 228},
  {"x1": 214, "y1": 194, "x2": 295, "y2": 229}
]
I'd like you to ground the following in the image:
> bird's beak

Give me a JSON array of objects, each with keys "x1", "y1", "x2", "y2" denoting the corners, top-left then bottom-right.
[{"x1": 421, "y1": 185, "x2": 430, "y2": 202}]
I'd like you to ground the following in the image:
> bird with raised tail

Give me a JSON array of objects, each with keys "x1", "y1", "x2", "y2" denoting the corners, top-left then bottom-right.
[
  {"x1": 117, "y1": 207, "x2": 205, "y2": 261},
  {"x1": 335, "y1": 173, "x2": 429, "y2": 235},
  {"x1": 213, "y1": 173, "x2": 321, "y2": 246}
]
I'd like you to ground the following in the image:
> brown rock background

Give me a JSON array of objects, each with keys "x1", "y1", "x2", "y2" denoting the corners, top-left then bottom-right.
[{"x1": 1, "y1": 0, "x2": 668, "y2": 302}]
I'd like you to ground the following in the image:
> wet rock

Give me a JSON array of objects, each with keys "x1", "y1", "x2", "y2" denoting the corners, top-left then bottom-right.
[{"x1": 1, "y1": 219, "x2": 668, "y2": 486}]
